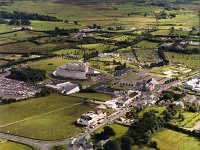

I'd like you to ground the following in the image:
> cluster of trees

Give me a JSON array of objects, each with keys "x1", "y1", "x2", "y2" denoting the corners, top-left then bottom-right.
[
  {"x1": 163, "y1": 105, "x2": 178, "y2": 122},
  {"x1": 0, "y1": 18, "x2": 31, "y2": 25},
  {"x1": 1, "y1": 98, "x2": 17, "y2": 104},
  {"x1": 45, "y1": 27, "x2": 79, "y2": 36},
  {"x1": 9, "y1": 68, "x2": 46, "y2": 82},
  {"x1": 149, "y1": 61, "x2": 168, "y2": 68},
  {"x1": 88, "y1": 24, "x2": 101, "y2": 29},
  {"x1": 93, "y1": 126, "x2": 116, "y2": 141},
  {"x1": 85, "y1": 50, "x2": 99, "y2": 60},
  {"x1": 161, "y1": 90, "x2": 185, "y2": 102},
  {"x1": 9, "y1": 19, "x2": 31, "y2": 25},
  {"x1": 104, "y1": 136, "x2": 133, "y2": 150},
  {"x1": 0, "y1": 11, "x2": 62, "y2": 22},
  {"x1": 35, "y1": 88, "x2": 52, "y2": 97},
  {"x1": 187, "y1": 103, "x2": 200, "y2": 112},
  {"x1": 115, "y1": 63, "x2": 126, "y2": 71},
  {"x1": 129, "y1": 111, "x2": 165, "y2": 146}
]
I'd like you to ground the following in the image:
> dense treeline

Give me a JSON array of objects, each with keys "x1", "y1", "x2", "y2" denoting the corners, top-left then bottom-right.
[
  {"x1": 45, "y1": 27, "x2": 79, "y2": 36},
  {"x1": 9, "y1": 68, "x2": 46, "y2": 82},
  {"x1": 0, "y1": 11, "x2": 62, "y2": 22}
]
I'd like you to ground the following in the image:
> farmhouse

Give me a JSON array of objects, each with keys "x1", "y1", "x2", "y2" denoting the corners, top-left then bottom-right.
[
  {"x1": 77, "y1": 110, "x2": 106, "y2": 126},
  {"x1": 53, "y1": 62, "x2": 96, "y2": 79},
  {"x1": 46, "y1": 81, "x2": 80, "y2": 95}
]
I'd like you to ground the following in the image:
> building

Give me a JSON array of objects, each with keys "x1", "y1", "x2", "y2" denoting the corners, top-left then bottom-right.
[
  {"x1": 183, "y1": 78, "x2": 200, "y2": 92},
  {"x1": 77, "y1": 110, "x2": 106, "y2": 126},
  {"x1": 53, "y1": 62, "x2": 96, "y2": 79},
  {"x1": 46, "y1": 81, "x2": 80, "y2": 95},
  {"x1": 172, "y1": 101, "x2": 185, "y2": 109},
  {"x1": 98, "y1": 53, "x2": 120, "y2": 58},
  {"x1": 135, "y1": 78, "x2": 159, "y2": 92}
]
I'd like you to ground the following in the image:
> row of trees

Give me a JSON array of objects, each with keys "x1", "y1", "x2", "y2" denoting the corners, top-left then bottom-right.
[
  {"x1": 0, "y1": 11, "x2": 62, "y2": 22},
  {"x1": 0, "y1": 18, "x2": 31, "y2": 25}
]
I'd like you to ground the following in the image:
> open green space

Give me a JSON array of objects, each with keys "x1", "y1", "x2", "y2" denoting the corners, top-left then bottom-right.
[
  {"x1": 93, "y1": 124, "x2": 129, "y2": 140},
  {"x1": 133, "y1": 40, "x2": 159, "y2": 49},
  {"x1": 153, "y1": 129, "x2": 200, "y2": 150},
  {"x1": 0, "y1": 94, "x2": 96, "y2": 140},
  {"x1": 30, "y1": 57, "x2": 76, "y2": 72},
  {"x1": 0, "y1": 140, "x2": 34, "y2": 150},
  {"x1": 71, "y1": 92, "x2": 113, "y2": 101},
  {"x1": 138, "y1": 106, "x2": 166, "y2": 118}
]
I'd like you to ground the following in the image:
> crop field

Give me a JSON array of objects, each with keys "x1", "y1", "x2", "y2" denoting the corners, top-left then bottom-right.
[
  {"x1": 153, "y1": 129, "x2": 200, "y2": 150},
  {"x1": 0, "y1": 94, "x2": 96, "y2": 140},
  {"x1": 71, "y1": 92, "x2": 113, "y2": 101},
  {"x1": 0, "y1": 140, "x2": 34, "y2": 150},
  {"x1": 133, "y1": 40, "x2": 159, "y2": 49}
]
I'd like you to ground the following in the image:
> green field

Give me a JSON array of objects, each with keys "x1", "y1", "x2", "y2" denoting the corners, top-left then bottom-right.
[
  {"x1": 0, "y1": 94, "x2": 96, "y2": 140},
  {"x1": 153, "y1": 129, "x2": 200, "y2": 150},
  {"x1": 0, "y1": 141, "x2": 34, "y2": 150},
  {"x1": 165, "y1": 52, "x2": 200, "y2": 68},
  {"x1": 133, "y1": 40, "x2": 159, "y2": 49},
  {"x1": 71, "y1": 92, "x2": 113, "y2": 101},
  {"x1": 138, "y1": 106, "x2": 166, "y2": 118},
  {"x1": 30, "y1": 57, "x2": 76, "y2": 72},
  {"x1": 93, "y1": 124, "x2": 129, "y2": 140}
]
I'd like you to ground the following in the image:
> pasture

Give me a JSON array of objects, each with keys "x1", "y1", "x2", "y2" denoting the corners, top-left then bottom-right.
[
  {"x1": 71, "y1": 92, "x2": 113, "y2": 101},
  {"x1": 133, "y1": 40, "x2": 159, "y2": 49},
  {"x1": 0, "y1": 140, "x2": 34, "y2": 150},
  {"x1": 0, "y1": 94, "x2": 96, "y2": 140},
  {"x1": 153, "y1": 129, "x2": 200, "y2": 150}
]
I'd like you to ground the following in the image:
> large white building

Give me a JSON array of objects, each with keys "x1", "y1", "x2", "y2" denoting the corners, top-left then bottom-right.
[
  {"x1": 46, "y1": 81, "x2": 80, "y2": 95},
  {"x1": 183, "y1": 78, "x2": 200, "y2": 92},
  {"x1": 53, "y1": 62, "x2": 95, "y2": 79},
  {"x1": 77, "y1": 110, "x2": 106, "y2": 126}
]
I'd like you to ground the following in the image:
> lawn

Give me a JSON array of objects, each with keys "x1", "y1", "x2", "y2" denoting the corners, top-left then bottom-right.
[
  {"x1": 0, "y1": 94, "x2": 96, "y2": 140},
  {"x1": 0, "y1": 141, "x2": 34, "y2": 150},
  {"x1": 71, "y1": 92, "x2": 113, "y2": 101},
  {"x1": 153, "y1": 129, "x2": 200, "y2": 150},
  {"x1": 138, "y1": 106, "x2": 166, "y2": 118},
  {"x1": 93, "y1": 124, "x2": 129, "y2": 140}
]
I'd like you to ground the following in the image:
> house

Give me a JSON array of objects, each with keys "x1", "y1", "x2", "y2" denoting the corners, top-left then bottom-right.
[
  {"x1": 135, "y1": 78, "x2": 159, "y2": 92},
  {"x1": 172, "y1": 101, "x2": 185, "y2": 109},
  {"x1": 46, "y1": 81, "x2": 80, "y2": 95},
  {"x1": 78, "y1": 134, "x2": 91, "y2": 146},
  {"x1": 77, "y1": 110, "x2": 106, "y2": 126},
  {"x1": 182, "y1": 95, "x2": 196, "y2": 104}
]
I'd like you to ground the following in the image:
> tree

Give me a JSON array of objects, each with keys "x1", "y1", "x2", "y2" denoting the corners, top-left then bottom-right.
[
  {"x1": 64, "y1": 20, "x2": 68, "y2": 23},
  {"x1": 103, "y1": 126, "x2": 116, "y2": 139},
  {"x1": 104, "y1": 140, "x2": 121, "y2": 150},
  {"x1": 149, "y1": 141, "x2": 158, "y2": 149},
  {"x1": 74, "y1": 21, "x2": 78, "y2": 25},
  {"x1": 121, "y1": 136, "x2": 133, "y2": 150}
]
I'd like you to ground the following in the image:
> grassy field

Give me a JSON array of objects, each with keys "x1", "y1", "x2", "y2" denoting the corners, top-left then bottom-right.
[
  {"x1": 165, "y1": 52, "x2": 200, "y2": 68},
  {"x1": 93, "y1": 123, "x2": 129, "y2": 140},
  {"x1": 0, "y1": 141, "x2": 34, "y2": 150},
  {"x1": 133, "y1": 40, "x2": 159, "y2": 49},
  {"x1": 173, "y1": 112, "x2": 200, "y2": 128},
  {"x1": 153, "y1": 129, "x2": 200, "y2": 150},
  {"x1": 138, "y1": 106, "x2": 166, "y2": 118},
  {"x1": 0, "y1": 94, "x2": 96, "y2": 140},
  {"x1": 71, "y1": 92, "x2": 113, "y2": 101},
  {"x1": 135, "y1": 48, "x2": 159, "y2": 63},
  {"x1": 30, "y1": 57, "x2": 76, "y2": 72},
  {"x1": 151, "y1": 29, "x2": 170, "y2": 36}
]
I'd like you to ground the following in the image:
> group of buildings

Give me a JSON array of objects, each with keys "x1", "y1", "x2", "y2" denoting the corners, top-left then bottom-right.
[
  {"x1": 53, "y1": 62, "x2": 99, "y2": 80},
  {"x1": 182, "y1": 78, "x2": 200, "y2": 92}
]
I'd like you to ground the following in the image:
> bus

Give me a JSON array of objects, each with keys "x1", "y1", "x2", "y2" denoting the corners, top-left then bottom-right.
[{"x1": 71, "y1": 138, "x2": 77, "y2": 146}]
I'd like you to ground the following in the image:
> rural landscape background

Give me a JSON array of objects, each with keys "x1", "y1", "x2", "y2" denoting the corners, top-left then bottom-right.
[{"x1": 0, "y1": 0, "x2": 199, "y2": 150}]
